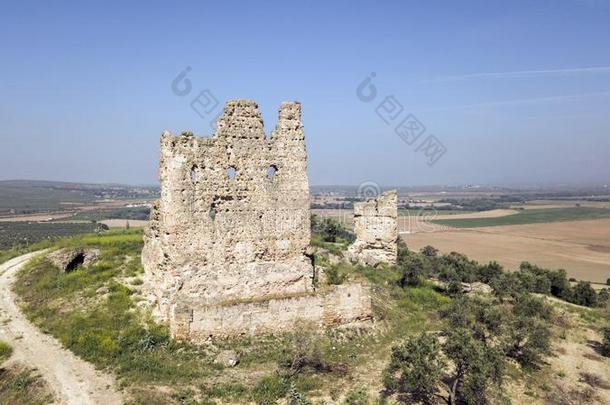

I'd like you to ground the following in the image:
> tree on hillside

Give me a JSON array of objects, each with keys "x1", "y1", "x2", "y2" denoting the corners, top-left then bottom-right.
[
  {"x1": 420, "y1": 245, "x2": 439, "y2": 258},
  {"x1": 442, "y1": 328, "x2": 505, "y2": 405},
  {"x1": 383, "y1": 329, "x2": 505, "y2": 405},
  {"x1": 440, "y1": 252, "x2": 480, "y2": 283},
  {"x1": 490, "y1": 273, "x2": 522, "y2": 300},
  {"x1": 383, "y1": 332, "x2": 445, "y2": 403},
  {"x1": 479, "y1": 261, "x2": 503, "y2": 284},
  {"x1": 571, "y1": 281, "x2": 598, "y2": 307},
  {"x1": 498, "y1": 294, "x2": 552, "y2": 367},
  {"x1": 547, "y1": 269, "x2": 572, "y2": 300},
  {"x1": 398, "y1": 254, "x2": 430, "y2": 287}
]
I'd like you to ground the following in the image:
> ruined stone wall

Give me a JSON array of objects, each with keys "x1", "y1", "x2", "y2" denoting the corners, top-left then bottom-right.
[
  {"x1": 173, "y1": 283, "x2": 372, "y2": 339},
  {"x1": 142, "y1": 100, "x2": 313, "y2": 323},
  {"x1": 347, "y1": 190, "x2": 398, "y2": 266}
]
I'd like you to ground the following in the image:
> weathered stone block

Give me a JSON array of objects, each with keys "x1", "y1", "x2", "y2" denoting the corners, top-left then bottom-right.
[{"x1": 47, "y1": 248, "x2": 100, "y2": 272}]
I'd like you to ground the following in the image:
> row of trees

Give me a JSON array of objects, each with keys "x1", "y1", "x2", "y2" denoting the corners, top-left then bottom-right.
[{"x1": 398, "y1": 243, "x2": 608, "y2": 307}]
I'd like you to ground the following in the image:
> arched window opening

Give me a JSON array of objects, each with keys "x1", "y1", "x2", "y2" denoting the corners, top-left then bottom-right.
[{"x1": 227, "y1": 166, "x2": 236, "y2": 180}]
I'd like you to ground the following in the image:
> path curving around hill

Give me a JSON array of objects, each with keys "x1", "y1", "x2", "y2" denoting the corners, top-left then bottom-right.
[{"x1": 0, "y1": 251, "x2": 123, "y2": 405}]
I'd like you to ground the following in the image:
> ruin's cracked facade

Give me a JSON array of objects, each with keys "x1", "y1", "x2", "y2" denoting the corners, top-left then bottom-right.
[
  {"x1": 143, "y1": 100, "x2": 371, "y2": 339},
  {"x1": 347, "y1": 190, "x2": 398, "y2": 267}
]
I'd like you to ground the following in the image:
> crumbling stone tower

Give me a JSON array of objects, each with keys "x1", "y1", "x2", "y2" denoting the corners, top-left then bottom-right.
[
  {"x1": 143, "y1": 100, "x2": 371, "y2": 339},
  {"x1": 347, "y1": 190, "x2": 398, "y2": 267}
]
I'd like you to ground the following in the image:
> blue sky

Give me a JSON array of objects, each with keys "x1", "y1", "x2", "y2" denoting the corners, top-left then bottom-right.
[{"x1": 1, "y1": 0, "x2": 609, "y2": 186}]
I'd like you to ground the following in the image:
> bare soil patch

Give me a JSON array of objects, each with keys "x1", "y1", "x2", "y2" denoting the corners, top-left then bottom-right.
[{"x1": 403, "y1": 219, "x2": 610, "y2": 283}]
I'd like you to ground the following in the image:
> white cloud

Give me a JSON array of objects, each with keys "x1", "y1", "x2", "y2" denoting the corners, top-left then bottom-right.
[{"x1": 430, "y1": 66, "x2": 610, "y2": 82}]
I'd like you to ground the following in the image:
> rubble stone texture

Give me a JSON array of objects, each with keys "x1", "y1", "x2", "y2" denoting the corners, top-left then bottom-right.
[
  {"x1": 143, "y1": 99, "x2": 372, "y2": 339},
  {"x1": 47, "y1": 248, "x2": 100, "y2": 272},
  {"x1": 348, "y1": 190, "x2": 398, "y2": 267}
]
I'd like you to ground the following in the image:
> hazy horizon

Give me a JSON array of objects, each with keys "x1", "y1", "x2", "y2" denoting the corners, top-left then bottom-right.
[{"x1": 2, "y1": 1, "x2": 609, "y2": 187}]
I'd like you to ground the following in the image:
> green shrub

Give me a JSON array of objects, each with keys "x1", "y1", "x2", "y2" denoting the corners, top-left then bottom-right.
[
  {"x1": 325, "y1": 264, "x2": 348, "y2": 285},
  {"x1": 398, "y1": 254, "x2": 430, "y2": 287},
  {"x1": 0, "y1": 341, "x2": 13, "y2": 362},
  {"x1": 343, "y1": 385, "x2": 371, "y2": 404},
  {"x1": 598, "y1": 289, "x2": 609, "y2": 305},
  {"x1": 571, "y1": 281, "x2": 598, "y2": 307},
  {"x1": 278, "y1": 330, "x2": 333, "y2": 377},
  {"x1": 479, "y1": 261, "x2": 503, "y2": 284},
  {"x1": 251, "y1": 374, "x2": 290, "y2": 404}
]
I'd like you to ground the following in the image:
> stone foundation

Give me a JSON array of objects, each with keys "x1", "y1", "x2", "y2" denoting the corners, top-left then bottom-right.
[{"x1": 172, "y1": 283, "x2": 372, "y2": 339}]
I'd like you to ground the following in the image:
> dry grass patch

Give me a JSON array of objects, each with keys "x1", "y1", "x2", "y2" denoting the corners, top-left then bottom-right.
[
  {"x1": 0, "y1": 363, "x2": 54, "y2": 404},
  {"x1": 579, "y1": 372, "x2": 610, "y2": 390}
]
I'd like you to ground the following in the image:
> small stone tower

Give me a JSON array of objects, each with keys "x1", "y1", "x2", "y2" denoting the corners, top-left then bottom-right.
[{"x1": 348, "y1": 190, "x2": 398, "y2": 267}]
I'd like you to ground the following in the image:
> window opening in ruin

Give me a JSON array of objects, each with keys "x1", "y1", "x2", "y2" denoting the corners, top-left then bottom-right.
[
  {"x1": 267, "y1": 165, "x2": 278, "y2": 179},
  {"x1": 209, "y1": 204, "x2": 217, "y2": 220},
  {"x1": 227, "y1": 166, "x2": 236, "y2": 180},
  {"x1": 190, "y1": 165, "x2": 198, "y2": 183}
]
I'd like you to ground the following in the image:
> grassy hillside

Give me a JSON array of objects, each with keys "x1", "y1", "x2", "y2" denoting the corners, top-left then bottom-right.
[
  {"x1": 432, "y1": 207, "x2": 610, "y2": 228},
  {"x1": 12, "y1": 230, "x2": 449, "y2": 403},
  {"x1": 10, "y1": 228, "x2": 610, "y2": 404}
]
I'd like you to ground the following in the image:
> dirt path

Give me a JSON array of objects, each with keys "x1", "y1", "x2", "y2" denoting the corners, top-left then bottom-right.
[{"x1": 0, "y1": 252, "x2": 123, "y2": 405}]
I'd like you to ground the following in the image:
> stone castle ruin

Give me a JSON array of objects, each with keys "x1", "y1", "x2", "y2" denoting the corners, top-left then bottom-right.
[
  {"x1": 143, "y1": 100, "x2": 371, "y2": 339},
  {"x1": 347, "y1": 190, "x2": 398, "y2": 267}
]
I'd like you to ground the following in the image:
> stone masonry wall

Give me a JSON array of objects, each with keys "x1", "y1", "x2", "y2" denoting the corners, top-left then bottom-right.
[
  {"x1": 347, "y1": 190, "x2": 398, "y2": 266},
  {"x1": 172, "y1": 283, "x2": 372, "y2": 339},
  {"x1": 143, "y1": 100, "x2": 312, "y2": 321},
  {"x1": 142, "y1": 99, "x2": 372, "y2": 339}
]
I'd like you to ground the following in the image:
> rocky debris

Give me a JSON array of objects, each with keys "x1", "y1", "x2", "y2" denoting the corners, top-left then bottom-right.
[
  {"x1": 313, "y1": 247, "x2": 342, "y2": 265},
  {"x1": 142, "y1": 100, "x2": 372, "y2": 340},
  {"x1": 96, "y1": 286, "x2": 110, "y2": 295},
  {"x1": 214, "y1": 350, "x2": 239, "y2": 367},
  {"x1": 47, "y1": 248, "x2": 100, "y2": 272},
  {"x1": 430, "y1": 279, "x2": 493, "y2": 295},
  {"x1": 347, "y1": 190, "x2": 398, "y2": 267},
  {"x1": 464, "y1": 282, "x2": 493, "y2": 295}
]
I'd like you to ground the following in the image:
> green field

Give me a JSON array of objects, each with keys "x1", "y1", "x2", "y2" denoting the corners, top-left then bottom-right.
[
  {"x1": 432, "y1": 207, "x2": 610, "y2": 228},
  {"x1": 0, "y1": 221, "x2": 108, "y2": 250}
]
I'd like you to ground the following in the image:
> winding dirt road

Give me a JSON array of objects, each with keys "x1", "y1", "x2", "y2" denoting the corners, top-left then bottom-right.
[{"x1": 0, "y1": 252, "x2": 123, "y2": 404}]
